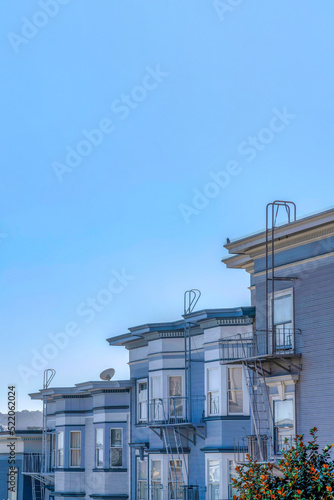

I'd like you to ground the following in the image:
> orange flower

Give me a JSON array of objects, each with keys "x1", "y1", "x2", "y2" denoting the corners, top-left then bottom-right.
[
  {"x1": 326, "y1": 486, "x2": 332, "y2": 492},
  {"x1": 297, "y1": 490, "x2": 302, "y2": 495},
  {"x1": 323, "y1": 464, "x2": 329, "y2": 468}
]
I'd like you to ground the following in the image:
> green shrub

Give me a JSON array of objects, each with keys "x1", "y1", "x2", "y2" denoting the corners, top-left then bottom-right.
[{"x1": 232, "y1": 428, "x2": 334, "y2": 500}]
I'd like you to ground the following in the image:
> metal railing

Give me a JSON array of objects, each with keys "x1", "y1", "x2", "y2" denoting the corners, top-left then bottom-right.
[
  {"x1": 220, "y1": 329, "x2": 301, "y2": 362},
  {"x1": 234, "y1": 435, "x2": 271, "y2": 463},
  {"x1": 149, "y1": 484, "x2": 205, "y2": 500},
  {"x1": 148, "y1": 397, "x2": 205, "y2": 425},
  {"x1": 23, "y1": 453, "x2": 43, "y2": 474},
  {"x1": 274, "y1": 429, "x2": 294, "y2": 455}
]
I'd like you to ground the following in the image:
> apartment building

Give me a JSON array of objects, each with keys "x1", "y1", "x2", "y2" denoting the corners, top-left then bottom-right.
[
  {"x1": 0, "y1": 429, "x2": 42, "y2": 500},
  {"x1": 27, "y1": 203, "x2": 334, "y2": 499},
  {"x1": 28, "y1": 380, "x2": 133, "y2": 500}
]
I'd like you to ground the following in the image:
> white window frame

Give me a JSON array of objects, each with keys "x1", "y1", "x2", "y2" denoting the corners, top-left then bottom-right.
[
  {"x1": 207, "y1": 367, "x2": 220, "y2": 416},
  {"x1": 150, "y1": 375, "x2": 162, "y2": 422},
  {"x1": 57, "y1": 431, "x2": 64, "y2": 468},
  {"x1": 269, "y1": 288, "x2": 294, "y2": 351},
  {"x1": 137, "y1": 457, "x2": 148, "y2": 500},
  {"x1": 271, "y1": 394, "x2": 296, "y2": 455},
  {"x1": 206, "y1": 453, "x2": 235, "y2": 500},
  {"x1": 110, "y1": 428, "x2": 123, "y2": 468},
  {"x1": 206, "y1": 454, "x2": 222, "y2": 500},
  {"x1": 69, "y1": 430, "x2": 81, "y2": 468},
  {"x1": 149, "y1": 454, "x2": 188, "y2": 500},
  {"x1": 168, "y1": 374, "x2": 185, "y2": 420},
  {"x1": 229, "y1": 459, "x2": 239, "y2": 499},
  {"x1": 95, "y1": 428, "x2": 104, "y2": 468},
  {"x1": 137, "y1": 378, "x2": 148, "y2": 423},
  {"x1": 150, "y1": 457, "x2": 163, "y2": 500},
  {"x1": 227, "y1": 366, "x2": 244, "y2": 415}
]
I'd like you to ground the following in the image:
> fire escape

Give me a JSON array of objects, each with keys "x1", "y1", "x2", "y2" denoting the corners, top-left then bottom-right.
[
  {"x1": 22, "y1": 369, "x2": 56, "y2": 500},
  {"x1": 148, "y1": 290, "x2": 205, "y2": 500},
  {"x1": 220, "y1": 201, "x2": 302, "y2": 462}
]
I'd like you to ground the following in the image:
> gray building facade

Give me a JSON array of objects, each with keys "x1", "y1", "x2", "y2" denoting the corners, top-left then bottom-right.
[{"x1": 27, "y1": 203, "x2": 334, "y2": 499}]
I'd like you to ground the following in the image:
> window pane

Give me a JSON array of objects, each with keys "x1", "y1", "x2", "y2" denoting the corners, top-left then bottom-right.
[
  {"x1": 228, "y1": 368, "x2": 243, "y2": 391},
  {"x1": 208, "y1": 460, "x2": 220, "y2": 483},
  {"x1": 169, "y1": 460, "x2": 183, "y2": 500},
  {"x1": 138, "y1": 459, "x2": 147, "y2": 479},
  {"x1": 209, "y1": 392, "x2": 219, "y2": 414},
  {"x1": 96, "y1": 428, "x2": 103, "y2": 447},
  {"x1": 139, "y1": 382, "x2": 147, "y2": 400},
  {"x1": 58, "y1": 450, "x2": 64, "y2": 467},
  {"x1": 110, "y1": 429, "x2": 122, "y2": 447},
  {"x1": 96, "y1": 448, "x2": 103, "y2": 467},
  {"x1": 274, "y1": 399, "x2": 293, "y2": 427},
  {"x1": 110, "y1": 448, "x2": 122, "y2": 467},
  {"x1": 208, "y1": 368, "x2": 219, "y2": 390},
  {"x1": 169, "y1": 376, "x2": 182, "y2": 397},
  {"x1": 228, "y1": 391, "x2": 243, "y2": 413},
  {"x1": 70, "y1": 431, "x2": 81, "y2": 449},
  {"x1": 139, "y1": 482, "x2": 148, "y2": 499},
  {"x1": 274, "y1": 294, "x2": 292, "y2": 325},
  {"x1": 151, "y1": 377, "x2": 161, "y2": 399},
  {"x1": 57, "y1": 431, "x2": 64, "y2": 449},
  {"x1": 151, "y1": 460, "x2": 161, "y2": 480},
  {"x1": 70, "y1": 449, "x2": 81, "y2": 467}
]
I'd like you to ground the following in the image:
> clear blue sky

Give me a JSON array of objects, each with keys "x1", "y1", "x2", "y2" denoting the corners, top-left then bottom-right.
[{"x1": 1, "y1": 1, "x2": 334, "y2": 411}]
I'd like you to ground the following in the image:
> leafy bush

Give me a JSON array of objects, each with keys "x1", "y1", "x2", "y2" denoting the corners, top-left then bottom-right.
[{"x1": 232, "y1": 428, "x2": 334, "y2": 500}]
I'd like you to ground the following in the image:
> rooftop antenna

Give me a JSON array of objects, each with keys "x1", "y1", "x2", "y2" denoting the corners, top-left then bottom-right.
[
  {"x1": 99, "y1": 368, "x2": 115, "y2": 381},
  {"x1": 184, "y1": 289, "x2": 201, "y2": 422},
  {"x1": 42, "y1": 369, "x2": 56, "y2": 473}
]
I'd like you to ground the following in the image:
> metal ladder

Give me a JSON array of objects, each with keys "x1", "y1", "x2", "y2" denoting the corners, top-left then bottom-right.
[
  {"x1": 32, "y1": 477, "x2": 44, "y2": 500},
  {"x1": 161, "y1": 399, "x2": 187, "y2": 499},
  {"x1": 242, "y1": 359, "x2": 273, "y2": 461}
]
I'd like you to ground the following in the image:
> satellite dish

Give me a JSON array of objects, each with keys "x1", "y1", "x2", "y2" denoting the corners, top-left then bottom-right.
[{"x1": 100, "y1": 368, "x2": 115, "y2": 381}]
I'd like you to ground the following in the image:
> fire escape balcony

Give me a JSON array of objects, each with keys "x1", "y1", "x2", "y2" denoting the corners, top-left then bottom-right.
[
  {"x1": 220, "y1": 328, "x2": 301, "y2": 364},
  {"x1": 22, "y1": 453, "x2": 55, "y2": 484},
  {"x1": 148, "y1": 396, "x2": 205, "y2": 427}
]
